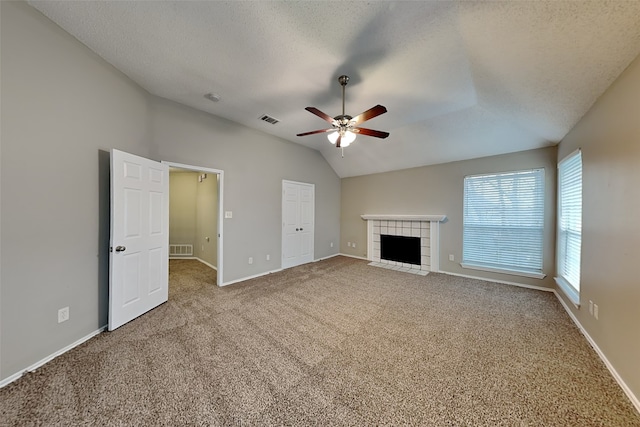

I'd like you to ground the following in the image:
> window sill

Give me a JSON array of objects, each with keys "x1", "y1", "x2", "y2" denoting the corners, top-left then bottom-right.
[
  {"x1": 554, "y1": 276, "x2": 580, "y2": 308},
  {"x1": 460, "y1": 262, "x2": 546, "y2": 279}
]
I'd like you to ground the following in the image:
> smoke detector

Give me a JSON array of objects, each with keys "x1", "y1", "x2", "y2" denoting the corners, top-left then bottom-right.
[{"x1": 204, "y1": 93, "x2": 221, "y2": 102}]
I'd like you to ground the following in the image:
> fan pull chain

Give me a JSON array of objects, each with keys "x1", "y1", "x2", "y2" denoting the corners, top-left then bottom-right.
[{"x1": 341, "y1": 147, "x2": 344, "y2": 158}]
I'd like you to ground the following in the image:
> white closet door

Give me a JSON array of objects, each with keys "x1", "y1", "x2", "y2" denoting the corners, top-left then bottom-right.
[{"x1": 282, "y1": 180, "x2": 314, "y2": 269}]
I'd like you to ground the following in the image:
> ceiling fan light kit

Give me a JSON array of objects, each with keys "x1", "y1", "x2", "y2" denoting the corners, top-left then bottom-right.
[
  {"x1": 297, "y1": 75, "x2": 389, "y2": 149},
  {"x1": 328, "y1": 130, "x2": 356, "y2": 147}
]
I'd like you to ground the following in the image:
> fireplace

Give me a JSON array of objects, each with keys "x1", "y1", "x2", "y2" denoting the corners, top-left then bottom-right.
[{"x1": 361, "y1": 214, "x2": 447, "y2": 275}]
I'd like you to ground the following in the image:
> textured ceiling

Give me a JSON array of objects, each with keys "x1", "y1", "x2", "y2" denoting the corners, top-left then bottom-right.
[{"x1": 29, "y1": 1, "x2": 640, "y2": 177}]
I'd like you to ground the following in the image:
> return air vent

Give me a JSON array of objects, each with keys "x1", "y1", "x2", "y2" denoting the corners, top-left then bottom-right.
[
  {"x1": 169, "y1": 244, "x2": 193, "y2": 256},
  {"x1": 259, "y1": 114, "x2": 280, "y2": 125}
]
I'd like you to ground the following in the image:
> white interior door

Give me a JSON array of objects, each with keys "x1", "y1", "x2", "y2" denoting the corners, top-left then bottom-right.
[
  {"x1": 109, "y1": 149, "x2": 169, "y2": 331},
  {"x1": 282, "y1": 180, "x2": 314, "y2": 269}
]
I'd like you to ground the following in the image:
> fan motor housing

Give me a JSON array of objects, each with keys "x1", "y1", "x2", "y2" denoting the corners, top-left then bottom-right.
[{"x1": 334, "y1": 114, "x2": 353, "y2": 124}]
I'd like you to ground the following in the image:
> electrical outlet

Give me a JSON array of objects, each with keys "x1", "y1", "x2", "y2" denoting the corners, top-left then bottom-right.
[
  {"x1": 449, "y1": 254, "x2": 455, "y2": 261},
  {"x1": 58, "y1": 307, "x2": 69, "y2": 323},
  {"x1": 330, "y1": 242, "x2": 334, "y2": 248},
  {"x1": 248, "y1": 257, "x2": 253, "y2": 265},
  {"x1": 266, "y1": 254, "x2": 270, "y2": 261},
  {"x1": 347, "y1": 242, "x2": 351, "y2": 247},
  {"x1": 589, "y1": 300, "x2": 594, "y2": 316},
  {"x1": 594, "y1": 304, "x2": 599, "y2": 320},
  {"x1": 352, "y1": 242, "x2": 356, "y2": 248}
]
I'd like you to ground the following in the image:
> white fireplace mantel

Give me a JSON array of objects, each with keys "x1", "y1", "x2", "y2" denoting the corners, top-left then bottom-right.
[
  {"x1": 361, "y1": 214, "x2": 446, "y2": 222},
  {"x1": 361, "y1": 214, "x2": 447, "y2": 273}
]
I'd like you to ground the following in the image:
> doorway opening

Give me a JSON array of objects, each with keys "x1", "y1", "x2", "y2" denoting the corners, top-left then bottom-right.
[{"x1": 164, "y1": 161, "x2": 224, "y2": 286}]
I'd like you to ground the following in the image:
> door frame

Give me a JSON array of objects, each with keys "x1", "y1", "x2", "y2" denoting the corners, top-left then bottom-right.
[{"x1": 163, "y1": 161, "x2": 224, "y2": 286}]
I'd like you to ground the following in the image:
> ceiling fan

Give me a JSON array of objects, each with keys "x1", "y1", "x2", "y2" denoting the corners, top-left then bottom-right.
[{"x1": 297, "y1": 75, "x2": 389, "y2": 148}]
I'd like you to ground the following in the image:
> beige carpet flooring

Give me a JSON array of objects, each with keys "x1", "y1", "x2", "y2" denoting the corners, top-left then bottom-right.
[{"x1": 1, "y1": 256, "x2": 639, "y2": 426}]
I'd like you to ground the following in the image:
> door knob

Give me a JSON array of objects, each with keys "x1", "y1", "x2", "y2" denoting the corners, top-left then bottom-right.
[{"x1": 115, "y1": 246, "x2": 126, "y2": 252}]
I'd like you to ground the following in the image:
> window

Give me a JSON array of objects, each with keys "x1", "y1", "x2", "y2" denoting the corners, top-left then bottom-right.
[
  {"x1": 462, "y1": 168, "x2": 545, "y2": 278},
  {"x1": 555, "y1": 150, "x2": 582, "y2": 305}
]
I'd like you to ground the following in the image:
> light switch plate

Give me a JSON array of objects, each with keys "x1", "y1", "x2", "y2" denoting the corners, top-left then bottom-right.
[{"x1": 225, "y1": 211, "x2": 233, "y2": 219}]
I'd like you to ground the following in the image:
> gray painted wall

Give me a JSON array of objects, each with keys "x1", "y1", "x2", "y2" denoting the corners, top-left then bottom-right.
[
  {"x1": 169, "y1": 170, "x2": 219, "y2": 267},
  {"x1": 0, "y1": 0, "x2": 3, "y2": 380},
  {"x1": 341, "y1": 147, "x2": 558, "y2": 289},
  {"x1": 149, "y1": 97, "x2": 341, "y2": 283},
  {"x1": 169, "y1": 172, "x2": 199, "y2": 248},
  {"x1": 2, "y1": 0, "x2": 639, "y2": 407},
  {"x1": 556, "y1": 53, "x2": 640, "y2": 400},
  {"x1": 194, "y1": 172, "x2": 218, "y2": 267},
  {"x1": 0, "y1": 1, "x2": 340, "y2": 382},
  {"x1": 1, "y1": 1, "x2": 152, "y2": 379}
]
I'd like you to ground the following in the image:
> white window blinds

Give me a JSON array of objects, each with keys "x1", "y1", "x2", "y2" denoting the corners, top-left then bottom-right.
[
  {"x1": 557, "y1": 150, "x2": 582, "y2": 293},
  {"x1": 463, "y1": 169, "x2": 545, "y2": 274}
]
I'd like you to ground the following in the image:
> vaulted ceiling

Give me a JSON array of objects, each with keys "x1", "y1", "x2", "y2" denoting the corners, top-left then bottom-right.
[{"x1": 29, "y1": 1, "x2": 640, "y2": 177}]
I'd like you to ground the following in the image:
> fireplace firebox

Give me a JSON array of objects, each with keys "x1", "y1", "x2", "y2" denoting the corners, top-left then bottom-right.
[{"x1": 381, "y1": 235, "x2": 421, "y2": 265}]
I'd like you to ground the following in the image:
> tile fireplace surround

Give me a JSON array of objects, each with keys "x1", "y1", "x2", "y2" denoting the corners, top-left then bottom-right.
[{"x1": 361, "y1": 215, "x2": 447, "y2": 275}]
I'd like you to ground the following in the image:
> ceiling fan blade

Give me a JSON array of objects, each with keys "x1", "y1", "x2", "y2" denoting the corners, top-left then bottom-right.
[
  {"x1": 336, "y1": 134, "x2": 342, "y2": 148},
  {"x1": 305, "y1": 107, "x2": 335, "y2": 124},
  {"x1": 296, "y1": 128, "x2": 334, "y2": 137},
  {"x1": 351, "y1": 105, "x2": 387, "y2": 124},
  {"x1": 353, "y1": 127, "x2": 390, "y2": 139}
]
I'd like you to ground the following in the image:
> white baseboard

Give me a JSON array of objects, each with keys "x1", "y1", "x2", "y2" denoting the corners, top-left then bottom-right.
[
  {"x1": 338, "y1": 253, "x2": 369, "y2": 261},
  {"x1": 0, "y1": 326, "x2": 106, "y2": 389},
  {"x1": 314, "y1": 253, "x2": 341, "y2": 262},
  {"x1": 221, "y1": 267, "x2": 283, "y2": 287},
  {"x1": 439, "y1": 270, "x2": 554, "y2": 293},
  {"x1": 170, "y1": 256, "x2": 217, "y2": 271},
  {"x1": 222, "y1": 254, "x2": 347, "y2": 287},
  {"x1": 553, "y1": 291, "x2": 640, "y2": 414},
  {"x1": 222, "y1": 253, "x2": 354, "y2": 286},
  {"x1": 195, "y1": 257, "x2": 217, "y2": 271}
]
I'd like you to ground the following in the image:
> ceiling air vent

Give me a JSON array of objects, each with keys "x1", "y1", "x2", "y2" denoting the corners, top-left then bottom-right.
[{"x1": 259, "y1": 114, "x2": 280, "y2": 125}]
